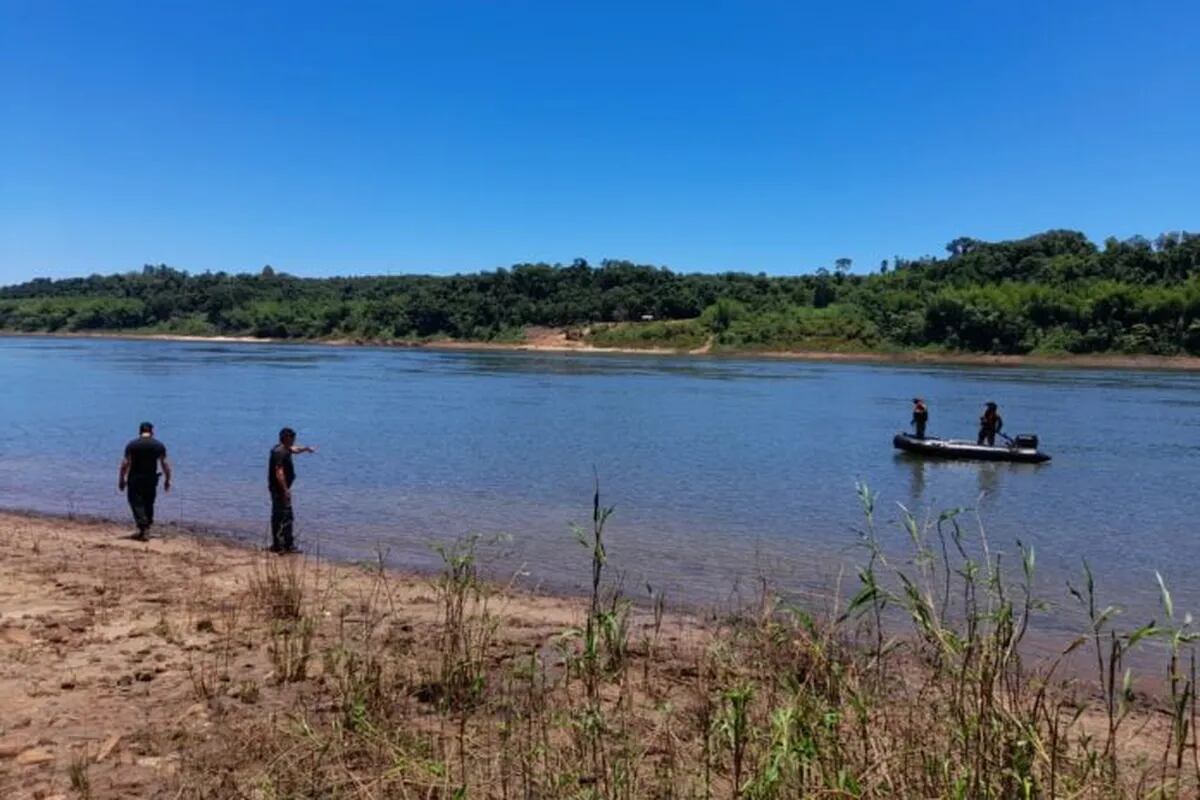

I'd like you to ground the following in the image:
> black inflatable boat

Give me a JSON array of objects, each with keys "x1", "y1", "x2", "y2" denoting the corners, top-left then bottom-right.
[{"x1": 893, "y1": 432, "x2": 1051, "y2": 463}]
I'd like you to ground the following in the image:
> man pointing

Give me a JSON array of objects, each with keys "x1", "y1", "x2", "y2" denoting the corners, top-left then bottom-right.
[{"x1": 268, "y1": 426, "x2": 317, "y2": 554}]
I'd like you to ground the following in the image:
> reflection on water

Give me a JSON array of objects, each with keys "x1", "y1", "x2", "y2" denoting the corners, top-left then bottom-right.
[
  {"x1": 2, "y1": 335, "x2": 1199, "y2": 627},
  {"x1": 898, "y1": 454, "x2": 1035, "y2": 505},
  {"x1": 901, "y1": 456, "x2": 927, "y2": 500},
  {"x1": 976, "y1": 463, "x2": 1001, "y2": 499}
]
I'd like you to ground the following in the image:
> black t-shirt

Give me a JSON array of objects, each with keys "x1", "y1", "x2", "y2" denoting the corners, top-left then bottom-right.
[
  {"x1": 269, "y1": 444, "x2": 295, "y2": 492},
  {"x1": 125, "y1": 436, "x2": 166, "y2": 481}
]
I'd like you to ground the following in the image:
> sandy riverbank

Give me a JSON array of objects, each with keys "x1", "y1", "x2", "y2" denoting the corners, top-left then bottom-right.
[
  {"x1": 6, "y1": 328, "x2": 1200, "y2": 371},
  {"x1": 0, "y1": 512, "x2": 632, "y2": 798},
  {"x1": 0, "y1": 510, "x2": 1185, "y2": 798}
]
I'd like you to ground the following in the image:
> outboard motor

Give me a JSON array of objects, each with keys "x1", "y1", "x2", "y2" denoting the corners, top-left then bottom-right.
[{"x1": 1013, "y1": 434, "x2": 1039, "y2": 449}]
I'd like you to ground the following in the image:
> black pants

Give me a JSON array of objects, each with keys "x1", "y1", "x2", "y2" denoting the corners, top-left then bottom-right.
[
  {"x1": 914, "y1": 419, "x2": 927, "y2": 438},
  {"x1": 978, "y1": 428, "x2": 997, "y2": 446},
  {"x1": 270, "y1": 494, "x2": 295, "y2": 552},
  {"x1": 127, "y1": 480, "x2": 157, "y2": 534}
]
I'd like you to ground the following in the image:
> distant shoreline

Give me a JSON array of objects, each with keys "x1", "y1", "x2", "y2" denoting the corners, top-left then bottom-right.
[{"x1": 4, "y1": 328, "x2": 1200, "y2": 371}]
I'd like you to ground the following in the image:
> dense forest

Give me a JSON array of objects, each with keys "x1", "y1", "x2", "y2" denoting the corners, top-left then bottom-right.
[{"x1": 3, "y1": 229, "x2": 1200, "y2": 355}]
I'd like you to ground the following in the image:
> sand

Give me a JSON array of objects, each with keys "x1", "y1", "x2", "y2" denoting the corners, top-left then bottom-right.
[
  {"x1": 0, "y1": 512, "x2": 638, "y2": 798},
  {"x1": 0, "y1": 510, "x2": 1182, "y2": 797}
]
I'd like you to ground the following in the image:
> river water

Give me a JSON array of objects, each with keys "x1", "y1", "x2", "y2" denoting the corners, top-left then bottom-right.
[{"x1": 2, "y1": 336, "x2": 1197, "y2": 633}]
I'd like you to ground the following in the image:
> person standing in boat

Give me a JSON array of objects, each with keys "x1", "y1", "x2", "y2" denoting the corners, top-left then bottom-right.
[
  {"x1": 911, "y1": 398, "x2": 929, "y2": 439},
  {"x1": 977, "y1": 402, "x2": 1003, "y2": 446}
]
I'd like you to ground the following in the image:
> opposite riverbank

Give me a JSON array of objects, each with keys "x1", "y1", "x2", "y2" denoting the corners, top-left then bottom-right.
[
  {"x1": 6, "y1": 327, "x2": 1200, "y2": 372},
  {"x1": 0, "y1": 509, "x2": 1190, "y2": 798}
]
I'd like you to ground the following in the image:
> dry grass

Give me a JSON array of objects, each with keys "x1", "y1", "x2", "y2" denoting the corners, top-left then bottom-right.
[
  {"x1": 157, "y1": 484, "x2": 1200, "y2": 800},
  {"x1": 4, "y1": 495, "x2": 1190, "y2": 798}
]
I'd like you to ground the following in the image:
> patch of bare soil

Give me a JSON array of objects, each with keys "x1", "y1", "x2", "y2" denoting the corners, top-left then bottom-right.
[{"x1": 0, "y1": 513, "x2": 643, "y2": 798}]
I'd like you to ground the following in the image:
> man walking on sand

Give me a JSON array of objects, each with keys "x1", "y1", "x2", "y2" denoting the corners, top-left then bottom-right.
[
  {"x1": 269, "y1": 427, "x2": 317, "y2": 554},
  {"x1": 119, "y1": 421, "x2": 172, "y2": 540}
]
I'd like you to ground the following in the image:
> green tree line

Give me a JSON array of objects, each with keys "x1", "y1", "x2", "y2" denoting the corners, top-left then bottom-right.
[{"x1": 3, "y1": 229, "x2": 1199, "y2": 355}]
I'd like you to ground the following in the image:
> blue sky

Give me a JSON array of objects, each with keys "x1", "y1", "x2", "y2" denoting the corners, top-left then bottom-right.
[{"x1": 1, "y1": 0, "x2": 1197, "y2": 282}]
